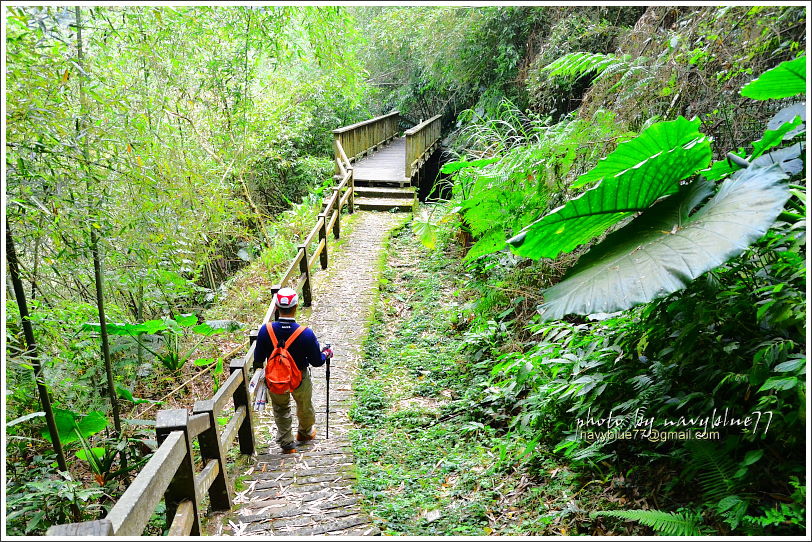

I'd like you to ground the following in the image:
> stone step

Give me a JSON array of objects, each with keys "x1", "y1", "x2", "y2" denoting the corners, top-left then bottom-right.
[
  {"x1": 353, "y1": 186, "x2": 415, "y2": 199},
  {"x1": 355, "y1": 197, "x2": 414, "y2": 212}
]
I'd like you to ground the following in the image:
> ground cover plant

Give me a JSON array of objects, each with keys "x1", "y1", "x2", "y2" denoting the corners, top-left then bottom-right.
[{"x1": 404, "y1": 24, "x2": 805, "y2": 537}]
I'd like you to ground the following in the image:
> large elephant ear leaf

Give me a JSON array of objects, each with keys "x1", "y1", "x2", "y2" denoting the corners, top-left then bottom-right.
[
  {"x1": 572, "y1": 117, "x2": 705, "y2": 189},
  {"x1": 538, "y1": 162, "x2": 793, "y2": 320},
  {"x1": 740, "y1": 55, "x2": 806, "y2": 100},
  {"x1": 508, "y1": 129, "x2": 711, "y2": 260}
]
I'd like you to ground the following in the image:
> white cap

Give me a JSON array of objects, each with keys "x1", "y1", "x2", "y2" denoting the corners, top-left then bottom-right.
[{"x1": 275, "y1": 287, "x2": 299, "y2": 308}]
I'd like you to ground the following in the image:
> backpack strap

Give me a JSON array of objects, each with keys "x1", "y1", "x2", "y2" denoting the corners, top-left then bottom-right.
[
  {"x1": 265, "y1": 323, "x2": 308, "y2": 349},
  {"x1": 265, "y1": 322, "x2": 278, "y2": 349},
  {"x1": 284, "y1": 325, "x2": 308, "y2": 348}
]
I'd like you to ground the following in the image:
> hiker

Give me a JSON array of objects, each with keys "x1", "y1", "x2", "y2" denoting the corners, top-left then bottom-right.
[{"x1": 254, "y1": 287, "x2": 333, "y2": 454}]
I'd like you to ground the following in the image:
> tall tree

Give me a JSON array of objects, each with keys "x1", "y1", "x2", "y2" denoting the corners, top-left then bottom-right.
[{"x1": 74, "y1": 6, "x2": 123, "y2": 439}]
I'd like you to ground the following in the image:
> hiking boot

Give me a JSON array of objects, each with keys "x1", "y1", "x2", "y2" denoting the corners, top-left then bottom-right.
[
  {"x1": 296, "y1": 428, "x2": 316, "y2": 442},
  {"x1": 280, "y1": 442, "x2": 297, "y2": 454}
]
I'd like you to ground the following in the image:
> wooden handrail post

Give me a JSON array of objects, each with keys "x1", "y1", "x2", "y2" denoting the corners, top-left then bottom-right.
[
  {"x1": 271, "y1": 284, "x2": 281, "y2": 321},
  {"x1": 331, "y1": 187, "x2": 341, "y2": 239},
  {"x1": 318, "y1": 213, "x2": 329, "y2": 269},
  {"x1": 405, "y1": 133, "x2": 412, "y2": 179},
  {"x1": 156, "y1": 409, "x2": 201, "y2": 535},
  {"x1": 192, "y1": 399, "x2": 232, "y2": 511},
  {"x1": 348, "y1": 168, "x2": 355, "y2": 214},
  {"x1": 229, "y1": 358, "x2": 255, "y2": 455},
  {"x1": 298, "y1": 245, "x2": 312, "y2": 307},
  {"x1": 332, "y1": 134, "x2": 342, "y2": 175}
]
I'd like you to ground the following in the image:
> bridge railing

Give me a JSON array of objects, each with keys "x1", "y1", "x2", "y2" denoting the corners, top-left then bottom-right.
[
  {"x1": 46, "y1": 150, "x2": 356, "y2": 537},
  {"x1": 332, "y1": 111, "x2": 400, "y2": 170},
  {"x1": 404, "y1": 114, "x2": 442, "y2": 179}
]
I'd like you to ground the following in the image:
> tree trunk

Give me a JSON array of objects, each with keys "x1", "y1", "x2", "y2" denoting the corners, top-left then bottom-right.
[
  {"x1": 137, "y1": 276, "x2": 144, "y2": 367},
  {"x1": 6, "y1": 225, "x2": 79, "y2": 521},
  {"x1": 75, "y1": 6, "x2": 126, "y2": 465}
]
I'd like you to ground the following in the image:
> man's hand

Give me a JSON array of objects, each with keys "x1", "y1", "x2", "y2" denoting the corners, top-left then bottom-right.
[{"x1": 322, "y1": 345, "x2": 333, "y2": 360}]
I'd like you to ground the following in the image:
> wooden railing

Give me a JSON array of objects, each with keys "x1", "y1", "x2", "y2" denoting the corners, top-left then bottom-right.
[
  {"x1": 404, "y1": 115, "x2": 442, "y2": 179},
  {"x1": 46, "y1": 160, "x2": 355, "y2": 537},
  {"x1": 47, "y1": 359, "x2": 256, "y2": 536},
  {"x1": 332, "y1": 111, "x2": 400, "y2": 169},
  {"x1": 275, "y1": 167, "x2": 354, "y2": 307}
]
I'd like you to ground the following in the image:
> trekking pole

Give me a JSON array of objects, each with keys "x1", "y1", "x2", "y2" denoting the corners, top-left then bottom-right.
[{"x1": 324, "y1": 344, "x2": 331, "y2": 439}]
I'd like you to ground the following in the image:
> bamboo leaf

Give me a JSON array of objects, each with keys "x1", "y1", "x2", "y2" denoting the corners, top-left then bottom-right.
[{"x1": 7, "y1": 412, "x2": 45, "y2": 427}]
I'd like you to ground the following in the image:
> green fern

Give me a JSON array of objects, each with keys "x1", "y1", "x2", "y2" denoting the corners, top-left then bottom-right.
[
  {"x1": 685, "y1": 440, "x2": 739, "y2": 503},
  {"x1": 592, "y1": 509, "x2": 703, "y2": 536},
  {"x1": 541, "y1": 52, "x2": 627, "y2": 79}
]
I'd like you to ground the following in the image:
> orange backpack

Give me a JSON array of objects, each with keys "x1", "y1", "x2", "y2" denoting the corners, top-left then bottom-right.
[{"x1": 264, "y1": 323, "x2": 306, "y2": 394}]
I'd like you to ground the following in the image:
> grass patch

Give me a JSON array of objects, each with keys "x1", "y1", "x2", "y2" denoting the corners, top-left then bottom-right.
[{"x1": 349, "y1": 216, "x2": 539, "y2": 535}]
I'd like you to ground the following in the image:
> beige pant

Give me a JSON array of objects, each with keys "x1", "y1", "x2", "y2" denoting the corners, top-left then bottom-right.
[{"x1": 269, "y1": 369, "x2": 315, "y2": 448}]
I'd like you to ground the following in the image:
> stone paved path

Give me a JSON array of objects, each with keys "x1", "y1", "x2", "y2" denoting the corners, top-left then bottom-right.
[{"x1": 217, "y1": 211, "x2": 406, "y2": 536}]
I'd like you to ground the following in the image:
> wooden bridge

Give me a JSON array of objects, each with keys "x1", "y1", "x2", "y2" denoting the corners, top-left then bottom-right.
[
  {"x1": 332, "y1": 111, "x2": 442, "y2": 212},
  {"x1": 46, "y1": 113, "x2": 441, "y2": 537}
]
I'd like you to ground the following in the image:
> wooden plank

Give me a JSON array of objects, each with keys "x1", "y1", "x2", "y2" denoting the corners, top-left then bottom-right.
[
  {"x1": 354, "y1": 197, "x2": 414, "y2": 212},
  {"x1": 47, "y1": 519, "x2": 114, "y2": 536},
  {"x1": 280, "y1": 249, "x2": 304, "y2": 288},
  {"x1": 192, "y1": 400, "x2": 232, "y2": 510},
  {"x1": 195, "y1": 459, "x2": 220, "y2": 503},
  {"x1": 106, "y1": 431, "x2": 186, "y2": 536},
  {"x1": 229, "y1": 357, "x2": 255, "y2": 455},
  {"x1": 337, "y1": 145, "x2": 350, "y2": 167},
  {"x1": 298, "y1": 244, "x2": 312, "y2": 306},
  {"x1": 352, "y1": 137, "x2": 408, "y2": 183},
  {"x1": 155, "y1": 409, "x2": 201, "y2": 535},
  {"x1": 211, "y1": 369, "x2": 243, "y2": 415},
  {"x1": 296, "y1": 273, "x2": 307, "y2": 292},
  {"x1": 309, "y1": 238, "x2": 326, "y2": 271},
  {"x1": 187, "y1": 413, "x2": 211, "y2": 440},
  {"x1": 340, "y1": 187, "x2": 352, "y2": 207},
  {"x1": 242, "y1": 341, "x2": 257, "y2": 370},
  {"x1": 323, "y1": 187, "x2": 340, "y2": 216},
  {"x1": 327, "y1": 210, "x2": 338, "y2": 233},
  {"x1": 332, "y1": 111, "x2": 398, "y2": 134},
  {"x1": 331, "y1": 169, "x2": 351, "y2": 193},
  {"x1": 167, "y1": 500, "x2": 195, "y2": 536},
  {"x1": 219, "y1": 405, "x2": 246, "y2": 450},
  {"x1": 318, "y1": 212, "x2": 328, "y2": 269},
  {"x1": 404, "y1": 114, "x2": 441, "y2": 136},
  {"x1": 302, "y1": 217, "x2": 323, "y2": 249},
  {"x1": 353, "y1": 186, "x2": 415, "y2": 198}
]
